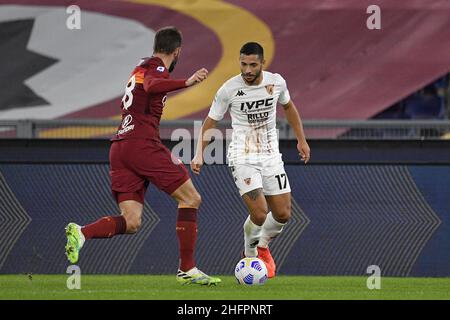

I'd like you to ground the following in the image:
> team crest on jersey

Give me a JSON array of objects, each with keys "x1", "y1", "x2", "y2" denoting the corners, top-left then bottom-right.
[
  {"x1": 265, "y1": 84, "x2": 274, "y2": 95},
  {"x1": 157, "y1": 66, "x2": 165, "y2": 72},
  {"x1": 244, "y1": 178, "x2": 252, "y2": 185}
]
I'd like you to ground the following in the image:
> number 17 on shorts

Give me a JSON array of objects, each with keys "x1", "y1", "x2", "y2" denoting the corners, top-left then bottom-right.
[{"x1": 231, "y1": 164, "x2": 291, "y2": 196}]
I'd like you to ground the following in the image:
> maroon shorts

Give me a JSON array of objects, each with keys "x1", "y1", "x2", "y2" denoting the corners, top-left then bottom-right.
[{"x1": 109, "y1": 139, "x2": 190, "y2": 204}]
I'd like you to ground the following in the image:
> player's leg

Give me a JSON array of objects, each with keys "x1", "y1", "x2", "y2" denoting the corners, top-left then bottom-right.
[
  {"x1": 241, "y1": 188, "x2": 269, "y2": 257},
  {"x1": 169, "y1": 179, "x2": 221, "y2": 285},
  {"x1": 263, "y1": 192, "x2": 291, "y2": 246},
  {"x1": 118, "y1": 199, "x2": 144, "y2": 234},
  {"x1": 231, "y1": 165, "x2": 269, "y2": 258},
  {"x1": 81, "y1": 196, "x2": 144, "y2": 236},
  {"x1": 255, "y1": 192, "x2": 291, "y2": 278},
  {"x1": 78, "y1": 140, "x2": 147, "y2": 239},
  {"x1": 144, "y1": 142, "x2": 220, "y2": 285},
  {"x1": 260, "y1": 163, "x2": 292, "y2": 247},
  {"x1": 65, "y1": 194, "x2": 144, "y2": 264},
  {"x1": 65, "y1": 140, "x2": 145, "y2": 264},
  {"x1": 65, "y1": 213, "x2": 129, "y2": 265},
  {"x1": 170, "y1": 179, "x2": 201, "y2": 273},
  {"x1": 255, "y1": 162, "x2": 292, "y2": 277}
]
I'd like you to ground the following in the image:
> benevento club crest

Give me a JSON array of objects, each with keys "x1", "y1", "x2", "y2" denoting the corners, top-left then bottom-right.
[{"x1": 265, "y1": 84, "x2": 274, "y2": 95}]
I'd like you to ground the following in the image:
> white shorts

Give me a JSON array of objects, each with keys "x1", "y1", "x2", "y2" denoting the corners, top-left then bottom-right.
[{"x1": 230, "y1": 161, "x2": 291, "y2": 196}]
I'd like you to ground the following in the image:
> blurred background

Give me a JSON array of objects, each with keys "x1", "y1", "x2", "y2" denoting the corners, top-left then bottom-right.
[
  {"x1": 0, "y1": 0, "x2": 449, "y2": 139},
  {"x1": 0, "y1": 0, "x2": 449, "y2": 277}
]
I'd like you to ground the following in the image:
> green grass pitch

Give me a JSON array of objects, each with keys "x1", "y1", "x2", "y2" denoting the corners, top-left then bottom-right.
[{"x1": 0, "y1": 275, "x2": 449, "y2": 300}]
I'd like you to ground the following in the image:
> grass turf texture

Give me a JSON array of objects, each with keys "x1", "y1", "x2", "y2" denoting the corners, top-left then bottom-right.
[{"x1": 0, "y1": 275, "x2": 449, "y2": 300}]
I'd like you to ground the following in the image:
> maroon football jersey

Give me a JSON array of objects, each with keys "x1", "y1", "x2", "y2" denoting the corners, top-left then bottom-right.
[{"x1": 112, "y1": 56, "x2": 187, "y2": 141}]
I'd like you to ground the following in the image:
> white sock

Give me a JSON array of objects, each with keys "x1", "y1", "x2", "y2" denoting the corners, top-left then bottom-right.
[
  {"x1": 243, "y1": 215, "x2": 263, "y2": 257},
  {"x1": 77, "y1": 224, "x2": 86, "y2": 249},
  {"x1": 259, "y1": 212, "x2": 286, "y2": 248}
]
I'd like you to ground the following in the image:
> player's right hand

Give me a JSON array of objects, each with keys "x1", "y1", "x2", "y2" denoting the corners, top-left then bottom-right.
[
  {"x1": 298, "y1": 140, "x2": 311, "y2": 164},
  {"x1": 186, "y1": 68, "x2": 208, "y2": 87},
  {"x1": 190, "y1": 155, "x2": 204, "y2": 175}
]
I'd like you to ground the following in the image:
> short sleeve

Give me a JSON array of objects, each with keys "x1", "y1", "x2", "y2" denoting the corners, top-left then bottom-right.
[
  {"x1": 208, "y1": 85, "x2": 230, "y2": 121},
  {"x1": 278, "y1": 75, "x2": 291, "y2": 105}
]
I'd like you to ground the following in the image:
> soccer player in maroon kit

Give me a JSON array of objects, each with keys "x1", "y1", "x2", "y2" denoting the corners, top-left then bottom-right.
[{"x1": 65, "y1": 27, "x2": 221, "y2": 285}]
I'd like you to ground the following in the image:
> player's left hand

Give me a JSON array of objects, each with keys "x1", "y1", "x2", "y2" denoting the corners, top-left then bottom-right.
[
  {"x1": 297, "y1": 140, "x2": 310, "y2": 164},
  {"x1": 190, "y1": 154, "x2": 204, "y2": 175}
]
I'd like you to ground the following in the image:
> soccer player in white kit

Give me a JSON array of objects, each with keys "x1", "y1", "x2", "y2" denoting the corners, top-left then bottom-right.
[{"x1": 191, "y1": 42, "x2": 310, "y2": 278}]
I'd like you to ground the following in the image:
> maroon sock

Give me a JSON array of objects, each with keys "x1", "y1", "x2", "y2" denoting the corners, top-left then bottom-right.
[
  {"x1": 176, "y1": 208, "x2": 198, "y2": 272},
  {"x1": 81, "y1": 215, "x2": 127, "y2": 240}
]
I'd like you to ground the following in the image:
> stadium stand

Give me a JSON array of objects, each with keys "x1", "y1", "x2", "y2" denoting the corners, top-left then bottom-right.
[{"x1": 0, "y1": 0, "x2": 450, "y2": 123}]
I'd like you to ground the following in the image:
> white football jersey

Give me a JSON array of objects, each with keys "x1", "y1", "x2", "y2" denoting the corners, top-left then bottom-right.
[{"x1": 208, "y1": 71, "x2": 291, "y2": 165}]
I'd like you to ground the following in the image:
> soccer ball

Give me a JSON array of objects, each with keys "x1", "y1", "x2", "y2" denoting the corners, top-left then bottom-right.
[{"x1": 235, "y1": 257, "x2": 268, "y2": 285}]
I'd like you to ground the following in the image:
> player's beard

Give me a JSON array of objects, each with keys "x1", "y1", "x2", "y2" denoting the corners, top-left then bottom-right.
[
  {"x1": 242, "y1": 67, "x2": 262, "y2": 85},
  {"x1": 169, "y1": 56, "x2": 178, "y2": 73}
]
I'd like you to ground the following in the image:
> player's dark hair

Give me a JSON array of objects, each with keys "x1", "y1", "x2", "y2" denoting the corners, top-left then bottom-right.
[
  {"x1": 240, "y1": 42, "x2": 264, "y2": 60},
  {"x1": 153, "y1": 26, "x2": 182, "y2": 54}
]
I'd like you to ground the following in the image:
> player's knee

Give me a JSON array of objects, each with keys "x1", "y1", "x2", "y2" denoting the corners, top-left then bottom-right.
[
  {"x1": 277, "y1": 211, "x2": 291, "y2": 223},
  {"x1": 125, "y1": 216, "x2": 141, "y2": 234},
  {"x1": 251, "y1": 208, "x2": 269, "y2": 225},
  {"x1": 122, "y1": 211, "x2": 142, "y2": 234},
  {"x1": 274, "y1": 203, "x2": 291, "y2": 223}
]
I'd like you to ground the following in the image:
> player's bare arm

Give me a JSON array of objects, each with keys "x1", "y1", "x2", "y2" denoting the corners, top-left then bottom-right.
[
  {"x1": 191, "y1": 116, "x2": 218, "y2": 175},
  {"x1": 282, "y1": 100, "x2": 310, "y2": 164}
]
